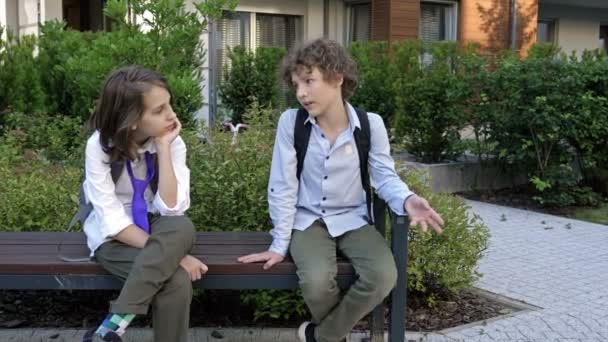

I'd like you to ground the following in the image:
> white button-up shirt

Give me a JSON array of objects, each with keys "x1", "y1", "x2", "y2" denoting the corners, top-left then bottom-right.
[
  {"x1": 83, "y1": 131, "x2": 190, "y2": 256},
  {"x1": 268, "y1": 103, "x2": 413, "y2": 256}
]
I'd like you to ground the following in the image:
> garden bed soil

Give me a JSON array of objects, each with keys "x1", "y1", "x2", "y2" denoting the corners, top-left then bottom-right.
[{"x1": 0, "y1": 288, "x2": 517, "y2": 332}]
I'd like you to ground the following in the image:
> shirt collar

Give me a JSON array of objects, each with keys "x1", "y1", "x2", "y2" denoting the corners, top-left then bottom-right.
[
  {"x1": 304, "y1": 101, "x2": 361, "y2": 132},
  {"x1": 136, "y1": 138, "x2": 157, "y2": 155}
]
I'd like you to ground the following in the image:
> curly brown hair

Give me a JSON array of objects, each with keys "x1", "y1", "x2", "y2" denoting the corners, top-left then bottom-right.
[{"x1": 281, "y1": 38, "x2": 358, "y2": 100}]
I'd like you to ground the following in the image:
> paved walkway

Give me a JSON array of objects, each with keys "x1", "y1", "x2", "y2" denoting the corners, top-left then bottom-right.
[
  {"x1": 1, "y1": 200, "x2": 607, "y2": 341},
  {"x1": 415, "y1": 200, "x2": 608, "y2": 342}
]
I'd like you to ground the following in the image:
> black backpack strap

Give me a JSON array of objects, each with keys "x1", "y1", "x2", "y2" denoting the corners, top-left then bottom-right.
[
  {"x1": 294, "y1": 108, "x2": 312, "y2": 181},
  {"x1": 353, "y1": 108, "x2": 373, "y2": 224},
  {"x1": 150, "y1": 153, "x2": 159, "y2": 194}
]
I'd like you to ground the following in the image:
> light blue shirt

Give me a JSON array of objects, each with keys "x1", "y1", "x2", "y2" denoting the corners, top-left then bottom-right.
[{"x1": 268, "y1": 103, "x2": 414, "y2": 256}]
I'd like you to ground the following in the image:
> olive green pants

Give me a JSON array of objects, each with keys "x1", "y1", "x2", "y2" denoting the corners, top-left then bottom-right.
[
  {"x1": 95, "y1": 215, "x2": 196, "y2": 342},
  {"x1": 290, "y1": 221, "x2": 398, "y2": 342}
]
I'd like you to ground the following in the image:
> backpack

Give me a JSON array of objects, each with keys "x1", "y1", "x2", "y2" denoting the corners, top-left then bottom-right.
[
  {"x1": 60, "y1": 154, "x2": 159, "y2": 262},
  {"x1": 293, "y1": 107, "x2": 373, "y2": 224}
]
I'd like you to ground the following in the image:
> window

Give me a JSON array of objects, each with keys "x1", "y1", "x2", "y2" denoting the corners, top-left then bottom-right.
[
  {"x1": 214, "y1": 11, "x2": 302, "y2": 82},
  {"x1": 419, "y1": 1, "x2": 458, "y2": 44},
  {"x1": 347, "y1": 2, "x2": 372, "y2": 43},
  {"x1": 63, "y1": 0, "x2": 116, "y2": 32},
  {"x1": 537, "y1": 20, "x2": 556, "y2": 43},
  {"x1": 256, "y1": 14, "x2": 302, "y2": 49},
  {"x1": 210, "y1": 11, "x2": 303, "y2": 119},
  {"x1": 215, "y1": 11, "x2": 251, "y2": 82}
]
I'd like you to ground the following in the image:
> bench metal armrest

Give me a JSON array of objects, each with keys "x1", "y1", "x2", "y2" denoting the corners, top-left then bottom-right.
[{"x1": 371, "y1": 194, "x2": 409, "y2": 342}]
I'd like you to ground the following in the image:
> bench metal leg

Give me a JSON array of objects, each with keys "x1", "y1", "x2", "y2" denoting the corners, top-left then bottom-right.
[
  {"x1": 369, "y1": 303, "x2": 385, "y2": 342},
  {"x1": 389, "y1": 215, "x2": 409, "y2": 342},
  {"x1": 369, "y1": 194, "x2": 387, "y2": 342}
]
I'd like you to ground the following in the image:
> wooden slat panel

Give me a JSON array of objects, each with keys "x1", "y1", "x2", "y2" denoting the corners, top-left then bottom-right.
[
  {"x1": 0, "y1": 232, "x2": 273, "y2": 245},
  {"x1": 0, "y1": 232, "x2": 355, "y2": 276}
]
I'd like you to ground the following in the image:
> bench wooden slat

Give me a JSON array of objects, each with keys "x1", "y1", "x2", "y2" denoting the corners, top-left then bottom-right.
[
  {"x1": 0, "y1": 256, "x2": 354, "y2": 275},
  {"x1": 0, "y1": 244, "x2": 275, "y2": 256},
  {"x1": 0, "y1": 232, "x2": 273, "y2": 245},
  {"x1": 0, "y1": 232, "x2": 355, "y2": 275}
]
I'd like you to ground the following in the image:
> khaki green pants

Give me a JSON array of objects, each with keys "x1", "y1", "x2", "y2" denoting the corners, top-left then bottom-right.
[
  {"x1": 290, "y1": 221, "x2": 398, "y2": 342},
  {"x1": 95, "y1": 215, "x2": 196, "y2": 342}
]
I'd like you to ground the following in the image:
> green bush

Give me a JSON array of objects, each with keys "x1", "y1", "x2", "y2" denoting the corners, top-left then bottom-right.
[
  {"x1": 0, "y1": 27, "x2": 46, "y2": 115},
  {"x1": 1, "y1": 112, "x2": 84, "y2": 163},
  {"x1": 186, "y1": 102, "x2": 277, "y2": 231},
  {"x1": 0, "y1": 133, "x2": 82, "y2": 232},
  {"x1": 34, "y1": 0, "x2": 235, "y2": 127},
  {"x1": 349, "y1": 41, "x2": 396, "y2": 126},
  {"x1": 400, "y1": 169, "x2": 490, "y2": 303},
  {"x1": 219, "y1": 46, "x2": 286, "y2": 124},
  {"x1": 392, "y1": 41, "x2": 469, "y2": 162},
  {"x1": 480, "y1": 44, "x2": 608, "y2": 206}
]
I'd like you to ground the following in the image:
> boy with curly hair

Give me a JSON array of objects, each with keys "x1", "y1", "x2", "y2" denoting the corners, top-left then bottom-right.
[{"x1": 239, "y1": 39, "x2": 444, "y2": 342}]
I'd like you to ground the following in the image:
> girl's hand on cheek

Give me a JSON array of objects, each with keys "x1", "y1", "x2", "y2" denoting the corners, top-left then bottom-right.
[{"x1": 156, "y1": 117, "x2": 181, "y2": 147}]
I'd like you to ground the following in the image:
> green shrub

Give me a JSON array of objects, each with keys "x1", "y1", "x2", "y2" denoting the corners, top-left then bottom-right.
[
  {"x1": 481, "y1": 44, "x2": 607, "y2": 206},
  {"x1": 0, "y1": 134, "x2": 82, "y2": 232},
  {"x1": 400, "y1": 168, "x2": 490, "y2": 303},
  {"x1": 349, "y1": 41, "x2": 396, "y2": 126},
  {"x1": 219, "y1": 46, "x2": 286, "y2": 124},
  {"x1": 241, "y1": 289, "x2": 308, "y2": 321},
  {"x1": 1, "y1": 112, "x2": 84, "y2": 163},
  {"x1": 392, "y1": 41, "x2": 469, "y2": 162},
  {"x1": 34, "y1": 0, "x2": 235, "y2": 126},
  {"x1": 0, "y1": 27, "x2": 46, "y2": 115},
  {"x1": 186, "y1": 102, "x2": 277, "y2": 231}
]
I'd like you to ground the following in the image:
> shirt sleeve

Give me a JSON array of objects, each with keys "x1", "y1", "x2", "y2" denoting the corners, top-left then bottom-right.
[
  {"x1": 267, "y1": 110, "x2": 299, "y2": 256},
  {"x1": 153, "y1": 136, "x2": 191, "y2": 215},
  {"x1": 367, "y1": 113, "x2": 414, "y2": 215},
  {"x1": 83, "y1": 134, "x2": 134, "y2": 239}
]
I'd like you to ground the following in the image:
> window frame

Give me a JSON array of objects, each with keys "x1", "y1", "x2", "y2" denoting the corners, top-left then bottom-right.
[
  {"x1": 419, "y1": 0, "x2": 459, "y2": 44},
  {"x1": 537, "y1": 19, "x2": 557, "y2": 44},
  {"x1": 345, "y1": 0, "x2": 372, "y2": 43}
]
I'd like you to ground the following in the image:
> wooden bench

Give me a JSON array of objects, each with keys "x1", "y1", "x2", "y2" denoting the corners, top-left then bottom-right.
[{"x1": 0, "y1": 198, "x2": 409, "y2": 342}]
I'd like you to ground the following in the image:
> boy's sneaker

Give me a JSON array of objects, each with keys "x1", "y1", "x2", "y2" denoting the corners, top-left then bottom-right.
[
  {"x1": 297, "y1": 321, "x2": 317, "y2": 342},
  {"x1": 82, "y1": 329, "x2": 123, "y2": 342}
]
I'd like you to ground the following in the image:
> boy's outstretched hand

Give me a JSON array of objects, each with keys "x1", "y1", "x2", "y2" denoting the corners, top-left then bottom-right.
[
  {"x1": 237, "y1": 251, "x2": 285, "y2": 270},
  {"x1": 404, "y1": 194, "x2": 444, "y2": 234}
]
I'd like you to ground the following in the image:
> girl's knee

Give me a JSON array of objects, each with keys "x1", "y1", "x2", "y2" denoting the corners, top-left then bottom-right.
[
  {"x1": 156, "y1": 215, "x2": 196, "y2": 247},
  {"x1": 165, "y1": 268, "x2": 193, "y2": 300}
]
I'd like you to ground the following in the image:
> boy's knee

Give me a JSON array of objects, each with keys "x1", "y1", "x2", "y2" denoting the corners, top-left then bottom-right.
[
  {"x1": 360, "y1": 263, "x2": 398, "y2": 298},
  {"x1": 299, "y1": 271, "x2": 338, "y2": 299}
]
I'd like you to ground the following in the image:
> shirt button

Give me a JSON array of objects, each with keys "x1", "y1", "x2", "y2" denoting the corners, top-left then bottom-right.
[
  {"x1": 270, "y1": 188, "x2": 274, "y2": 192},
  {"x1": 321, "y1": 134, "x2": 325, "y2": 138},
  {"x1": 324, "y1": 176, "x2": 328, "y2": 180},
  {"x1": 326, "y1": 156, "x2": 329, "y2": 160},
  {"x1": 322, "y1": 197, "x2": 327, "y2": 201},
  {"x1": 322, "y1": 209, "x2": 326, "y2": 214}
]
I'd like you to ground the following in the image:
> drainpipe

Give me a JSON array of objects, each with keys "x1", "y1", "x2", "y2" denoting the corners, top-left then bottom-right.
[
  {"x1": 511, "y1": 0, "x2": 518, "y2": 50},
  {"x1": 323, "y1": 0, "x2": 329, "y2": 38},
  {"x1": 208, "y1": 20, "x2": 217, "y2": 127}
]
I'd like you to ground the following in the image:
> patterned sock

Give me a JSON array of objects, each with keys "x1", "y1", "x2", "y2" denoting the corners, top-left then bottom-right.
[{"x1": 94, "y1": 313, "x2": 136, "y2": 337}]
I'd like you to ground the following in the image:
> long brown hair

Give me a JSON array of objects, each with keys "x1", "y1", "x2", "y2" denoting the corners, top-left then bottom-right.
[{"x1": 88, "y1": 65, "x2": 171, "y2": 163}]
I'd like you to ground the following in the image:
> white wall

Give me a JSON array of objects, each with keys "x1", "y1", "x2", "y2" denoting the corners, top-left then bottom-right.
[
  {"x1": 18, "y1": 0, "x2": 38, "y2": 36},
  {"x1": 556, "y1": 19, "x2": 601, "y2": 55},
  {"x1": 43, "y1": 0, "x2": 61, "y2": 22},
  {"x1": 539, "y1": 3, "x2": 608, "y2": 56}
]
